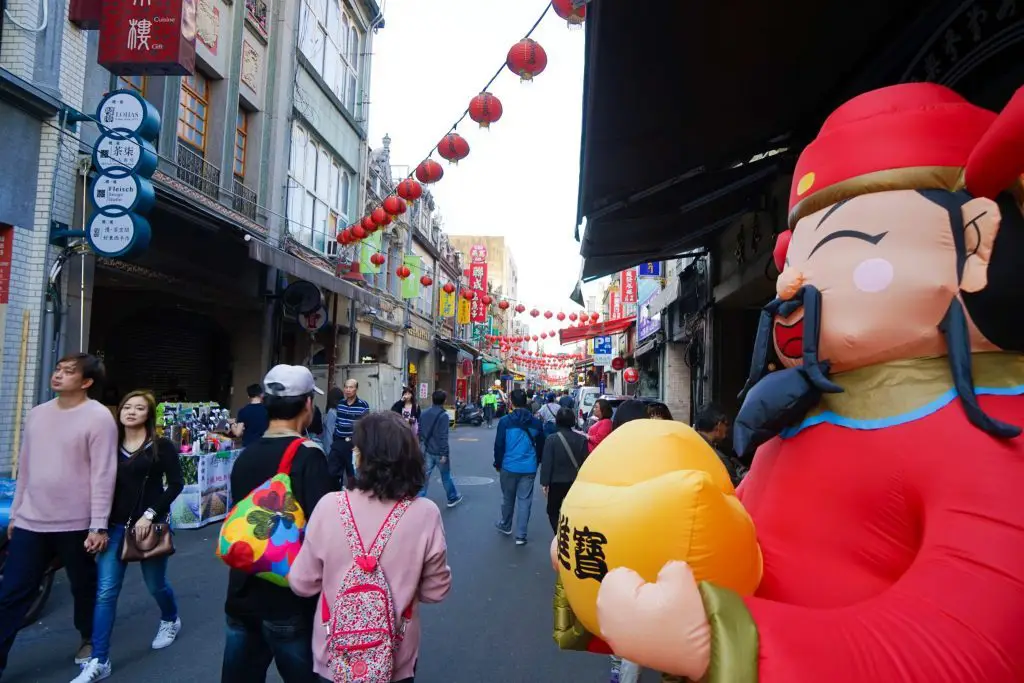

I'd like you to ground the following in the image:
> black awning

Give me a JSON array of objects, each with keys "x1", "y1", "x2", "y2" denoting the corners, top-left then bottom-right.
[{"x1": 576, "y1": 0, "x2": 940, "y2": 278}]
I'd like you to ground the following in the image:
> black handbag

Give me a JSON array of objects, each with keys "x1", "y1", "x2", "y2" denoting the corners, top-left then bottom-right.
[{"x1": 120, "y1": 446, "x2": 175, "y2": 563}]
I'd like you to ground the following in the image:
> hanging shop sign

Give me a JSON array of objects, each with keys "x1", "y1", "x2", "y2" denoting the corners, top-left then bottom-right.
[
  {"x1": 299, "y1": 306, "x2": 329, "y2": 332},
  {"x1": 96, "y1": 89, "x2": 162, "y2": 139},
  {"x1": 87, "y1": 213, "x2": 153, "y2": 258},
  {"x1": 91, "y1": 174, "x2": 155, "y2": 215},
  {"x1": 98, "y1": 0, "x2": 198, "y2": 76},
  {"x1": 92, "y1": 130, "x2": 158, "y2": 178},
  {"x1": 637, "y1": 261, "x2": 662, "y2": 277},
  {"x1": 469, "y1": 244, "x2": 488, "y2": 263},
  {"x1": 593, "y1": 336, "x2": 613, "y2": 366},
  {"x1": 620, "y1": 268, "x2": 638, "y2": 304}
]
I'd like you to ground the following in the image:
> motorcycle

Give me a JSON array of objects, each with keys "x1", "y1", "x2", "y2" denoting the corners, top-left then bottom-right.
[
  {"x1": 455, "y1": 401, "x2": 484, "y2": 426},
  {"x1": 0, "y1": 503, "x2": 57, "y2": 628}
]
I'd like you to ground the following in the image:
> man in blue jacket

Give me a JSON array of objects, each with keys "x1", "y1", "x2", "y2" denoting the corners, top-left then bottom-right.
[{"x1": 493, "y1": 388, "x2": 545, "y2": 545}]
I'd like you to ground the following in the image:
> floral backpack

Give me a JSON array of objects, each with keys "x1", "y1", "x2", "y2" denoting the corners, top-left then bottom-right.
[
  {"x1": 321, "y1": 491, "x2": 413, "y2": 682},
  {"x1": 217, "y1": 438, "x2": 307, "y2": 587}
]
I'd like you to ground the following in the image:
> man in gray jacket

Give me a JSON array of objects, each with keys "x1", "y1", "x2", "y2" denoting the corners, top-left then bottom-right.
[{"x1": 418, "y1": 390, "x2": 463, "y2": 508}]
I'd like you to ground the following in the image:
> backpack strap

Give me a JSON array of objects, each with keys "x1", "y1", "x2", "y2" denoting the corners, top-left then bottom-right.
[
  {"x1": 336, "y1": 492, "x2": 369, "y2": 559},
  {"x1": 276, "y1": 437, "x2": 306, "y2": 476},
  {"x1": 367, "y1": 498, "x2": 414, "y2": 560}
]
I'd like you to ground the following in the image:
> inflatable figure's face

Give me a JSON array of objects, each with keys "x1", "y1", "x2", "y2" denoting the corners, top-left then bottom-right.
[{"x1": 773, "y1": 189, "x2": 1000, "y2": 374}]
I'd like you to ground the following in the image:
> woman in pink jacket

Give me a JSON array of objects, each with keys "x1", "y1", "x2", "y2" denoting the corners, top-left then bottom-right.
[
  {"x1": 290, "y1": 411, "x2": 452, "y2": 682},
  {"x1": 587, "y1": 399, "x2": 614, "y2": 453}
]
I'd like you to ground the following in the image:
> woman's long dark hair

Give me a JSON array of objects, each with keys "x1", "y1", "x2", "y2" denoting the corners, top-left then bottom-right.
[
  {"x1": 353, "y1": 411, "x2": 426, "y2": 501},
  {"x1": 116, "y1": 389, "x2": 157, "y2": 454},
  {"x1": 401, "y1": 386, "x2": 418, "y2": 411}
]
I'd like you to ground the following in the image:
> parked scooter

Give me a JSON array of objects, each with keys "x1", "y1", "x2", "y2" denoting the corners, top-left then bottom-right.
[{"x1": 455, "y1": 400, "x2": 484, "y2": 426}]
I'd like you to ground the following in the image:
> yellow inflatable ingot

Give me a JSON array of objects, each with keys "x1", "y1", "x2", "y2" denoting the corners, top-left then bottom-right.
[{"x1": 556, "y1": 420, "x2": 762, "y2": 636}]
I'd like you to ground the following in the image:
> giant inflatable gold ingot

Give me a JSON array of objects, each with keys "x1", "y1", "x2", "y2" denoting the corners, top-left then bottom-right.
[{"x1": 556, "y1": 420, "x2": 762, "y2": 635}]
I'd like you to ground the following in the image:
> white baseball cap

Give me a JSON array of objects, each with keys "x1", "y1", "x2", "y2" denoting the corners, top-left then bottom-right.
[{"x1": 263, "y1": 365, "x2": 324, "y2": 398}]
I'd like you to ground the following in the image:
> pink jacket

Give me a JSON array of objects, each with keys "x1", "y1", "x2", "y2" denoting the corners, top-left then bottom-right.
[
  {"x1": 587, "y1": 418, "x2": 613, "y2": 453},
  {"x1": 289, "y1": 490, "x2": 452, "y2": 681}
]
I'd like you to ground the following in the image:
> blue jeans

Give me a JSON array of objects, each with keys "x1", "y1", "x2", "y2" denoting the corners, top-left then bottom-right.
[
  {"x1": 222, "y1": 614, "x2": 317, "y2": 683},
  {"x1": 419, "y1": 452, "x2": 460, "y2": 503},
  {"x1": 498, "y1": 470, "x2": 535, "y2": 540},
  {"x1": 92, "y1": 524, "x2": 178, "y2": 662}
]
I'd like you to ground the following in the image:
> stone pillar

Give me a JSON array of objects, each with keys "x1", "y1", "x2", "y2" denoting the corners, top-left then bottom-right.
[{"x1": 662, "y1": 341, "x2": 692, "y2": 424}]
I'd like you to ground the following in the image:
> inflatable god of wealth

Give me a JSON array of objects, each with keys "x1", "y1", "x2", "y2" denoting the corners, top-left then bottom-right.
[{"x1": 553, "y1": 419, "x2": 762, "y2": 636}]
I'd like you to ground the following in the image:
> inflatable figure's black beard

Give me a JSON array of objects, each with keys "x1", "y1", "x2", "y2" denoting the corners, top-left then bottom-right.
[{"x1": 732, "y1": 285, "x2": 840, "y2": 460}]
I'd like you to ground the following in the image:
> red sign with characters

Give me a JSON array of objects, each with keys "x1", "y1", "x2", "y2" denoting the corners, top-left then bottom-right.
[
  {"x1": 620, "y1": 268, "x2": 638, "y2": 304},
  {"x1": 608, "y1": 291, "x2": 622, "y2": 320},
  {"x1": 98, "y1": 0, "x2": 198, "y2": 76},
  {"x1": 0, "y1": 225, "x2": 13, "y2": 304},
  {"x1": 468, "y1": 262, "x2": 488, "y2": 323}
]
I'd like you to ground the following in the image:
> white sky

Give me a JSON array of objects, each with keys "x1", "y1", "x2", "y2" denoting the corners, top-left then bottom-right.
[{"x1": 367, "y1": 0, "x2": 607, "y2": 352}]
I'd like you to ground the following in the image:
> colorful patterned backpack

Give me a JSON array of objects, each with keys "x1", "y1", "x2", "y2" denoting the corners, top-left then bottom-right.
[
  {"x1": 217, "y1": 438, "x2": 307, "y2": 587},
  {"x1": 321, "y1": 491, "x2": 413, "y2": 682}
]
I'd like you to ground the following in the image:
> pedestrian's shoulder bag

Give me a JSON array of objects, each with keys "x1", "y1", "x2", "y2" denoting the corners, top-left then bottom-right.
[
  {"x1": 216, "y1": 437, "x2": 307, "y2": 586},
  {"x1": 420, "y1": 410, "x2": 446, "y2": 446},
  {"x1": 322, "y1": 491, "x2": 414, "y2": 682},
  {"x1": 121, "y1": 443, "x2": 175, "y2": 563},
  {"x1": 555, "y1": 432, "x2": 581, "y2": 471}
]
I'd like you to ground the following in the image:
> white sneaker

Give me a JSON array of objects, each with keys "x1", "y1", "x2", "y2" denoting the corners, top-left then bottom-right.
[
  {"x1": 70, "y1": 658, "x2": 111, "y2": 682},
  {"x1": 151, "y1": 617, "x2": 181, "y2": 650}
]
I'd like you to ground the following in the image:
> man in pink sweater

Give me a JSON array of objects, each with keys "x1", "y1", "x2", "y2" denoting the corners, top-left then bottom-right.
[{"x1": 0, "y1": 354, "x2": 117, "y2": 679}]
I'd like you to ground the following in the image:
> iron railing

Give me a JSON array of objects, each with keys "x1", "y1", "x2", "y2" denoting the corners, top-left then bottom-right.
[
  {"x1": 232, "y1": 178, "x2": 258, "y2": 221},
  {"x1": 175, "y1": 142, "x2": 220, "y2": 199}
]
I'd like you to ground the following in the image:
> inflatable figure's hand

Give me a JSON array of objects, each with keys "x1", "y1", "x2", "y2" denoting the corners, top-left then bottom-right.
[{"x1": 597, "y1": 561, "x2": 711, "y2": 680}]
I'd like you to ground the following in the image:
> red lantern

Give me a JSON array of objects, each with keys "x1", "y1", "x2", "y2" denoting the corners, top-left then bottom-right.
[
  {"x1": 530, "y1": 309, "x2": 540, "y2": 318},
  {"x1": 623, "y1": 367, "x2": 639, "y2": 384},
  {"x1": 556, "y1": 312, "x2": 566, "y2": 321},
  {"x1": 443, "y1": 282, "x2": 456, "y2": 294},
  {"x1": 532, "y1": 335, "x2": 539, "y2": 342},
  {"x1": 337, "y1": 228, "x2": 351, "y2": 245},
  {"x1": 361, "y1": 215, "x2": 377, "y2": 232},
  {"x1": 498, "y1": 300, "x2": 510, "y2": 310},
  {"x1": 437, "y1": 133, "x2": 470, "y2": 164},
  {"x1": 506, "y1": 38, "x2": 548, "y2": 81},
  {"x1": 396, "y1": 265, "x2": 412, "y2": 279},
  {"x1": 543, "y1": 311, "x2": 553, "y2": 319},
  {"x1": 420, "y1": 275, "x2": 433, "y2": 287},
  {"x1": 551, "y1": 0, "x2": 586, "y2": 27},
  {"x1": 515, "y1": 304, "x2": 526, "y2": 314},
  {"x1": 415, "y1": 159, "x2": 444, "y2": 184},
  {"x1": 370, "y1": 253, "x2": 386, "y2": 266},
  {"x1": 611, "y1": 357, "x2": 626, "y2": 371},
  {"x1": 540, "y1": 332, "x2": 548, "y2": 339},
  {"x1": 383, "y1": 195, "x2": 407, "y2": 216},
  {"x1": 481, "y1": 294, "x2": 493, "y2": 305},
  {"x1": 590, "y1": 312, "x2": 600, "y2": 322},
  {"x1": 569, "y1": 313, "x2": 578, "y2": 322},
  {"x1": 397, "y1": 178, "x2": 423, "y2": 203},
  {"x1": 462, "y1": 290, "x2": 475, "y2": 301},
  {"x1": 468, "y1": 92, "x2": 503, "y2": 128},
  {"x1": 371, "y1": 207, "x2": 390, "y2": 226},
  {"x1": 352, "y1": 224, "x2": 367, "y2": 240}
]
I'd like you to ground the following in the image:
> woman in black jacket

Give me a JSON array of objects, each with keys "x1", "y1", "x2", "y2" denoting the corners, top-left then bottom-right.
[
  {"x1": 76, "y1": 390, "x2": 185, "y2": 681},
  {"x1": 390, "y1": 386, "x2": 421, "y2": 437},
  {"x1": 540, "y1": 407, "x2": 589, "y2": 533}
]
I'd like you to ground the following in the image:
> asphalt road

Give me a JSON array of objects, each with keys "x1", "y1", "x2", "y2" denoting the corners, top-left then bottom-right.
[{"x1": 3, "y1": 425, "x2": 660, "y2": 683}]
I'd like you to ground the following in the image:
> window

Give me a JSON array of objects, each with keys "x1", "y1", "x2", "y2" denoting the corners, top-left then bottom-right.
[
  {"x1": 287, "y1": 121, "x2": 354, "y2": 255},
  {"x1": 299, "y1": 0, "x2": 362, "y2": 113},
  {"x1": 233, "y1": 109, "x2": 248, "y2": 179},
  {"x1": 118, "y1": 75, "x2": 147, "y2": 96},
  {"x1": 178, "y1": 73, "x2": 209, "y2": 152}
]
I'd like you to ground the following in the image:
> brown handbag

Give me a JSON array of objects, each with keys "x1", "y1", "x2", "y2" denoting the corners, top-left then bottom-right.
[{"x1": 120, "y1": 448, "x2": 175, "y2": 563}]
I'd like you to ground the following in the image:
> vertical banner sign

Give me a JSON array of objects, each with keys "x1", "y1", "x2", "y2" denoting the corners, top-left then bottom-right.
[
  {"x1": 620, "y1": 268, "x2": 638, "y2": 304},
  {"x1": 401, "y1": 255, "x2": 421, "y2": 299},
  {"x1": 469, "y1": 261, "x2": 488, "y2": 323},
  {"x1": 438, "y1": 288, "x2": 456, "y2": 318},
  {"x1": 98, "y1": 0, "x2": 198, "y2": 75},
  {"x1": 0, "y1": 225, "x2": 13, "y2": 387},
  {"x1": 609, "y1": 291, "x2": 623, "y2": 320},
  {"x1": 361, "y1": 231, "x2": 383, "y2": 275},
  {"x1": 457, "y1": 297, "x2": 471, "y2": 325}
]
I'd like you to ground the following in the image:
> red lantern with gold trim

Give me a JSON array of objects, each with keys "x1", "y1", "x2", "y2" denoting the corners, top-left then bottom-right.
[
  {"x1": 396, "y1": 265, "x2": 411, "y2": 280},
  {"x1": 361, "y1": 215, "x2": 377, "y2": 233},
  {"x1": 352, "y1": 224, "x2": 367, "y2": 240},
  {"x1": 337, "y1": 228, "x2": 351, "y2": 245},
  {"x1": 370, "y1": 253, "x2": 386, "y2": 266},
  {"x1": 481, "y1": 294, "x2": 493, "y2": 306},
  {"x1": 415, "y1": 159, "x2": 444, "y2": 184},
  {"x1": 551, "y1": 0, "x2": 586, "y2": 28},
  {"x1": 506, "y1": 38, "x2": 548, "y2": 81},
  {"x1": 371, "y1": 207, "x2": 390, "y2": 226},
  {"x1": 443, "y1": 282, "x2": 456, "y2": 294},
  {"x1": 383, "y1": 195, "x2": 407, "y2": 216},
  {"x1": 590, "y1": 312, "x2": 600, "y2": 322},
  {"x1": 397, "y1": 178, "x2": 423, "y2": 203},
  {"x1": 462, "y1": 290, "x2": 475, "y2": 301},
  {"x1": 469, "y1": 92, "x2": 503, "y2": 129},
  {"x1": 420, "y1": 275, "x2": 433, "y2": 287},
  {"x1": 498, "y1": 300, "x2": 510, "y2": 311},
  {"x1": 437, "y1": 133, "x2": 470, "y2": 164}
]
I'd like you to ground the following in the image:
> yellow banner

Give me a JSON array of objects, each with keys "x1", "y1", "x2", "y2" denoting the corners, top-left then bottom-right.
[
  {"x1": 439, "y1": 290, "x2": 455, "y2": 318},
  {"x1": 457, "y1": 297, "x2": 471, "y2": 325}
]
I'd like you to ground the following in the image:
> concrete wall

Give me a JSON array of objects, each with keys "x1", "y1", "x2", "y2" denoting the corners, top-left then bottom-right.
[{"x1": 662, "y1": 341, "x2": 692, "y2": 423}]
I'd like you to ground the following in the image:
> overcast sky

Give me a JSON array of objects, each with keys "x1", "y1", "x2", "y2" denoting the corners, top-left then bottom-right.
[{"x1": 367, "y1": 0, "x2": 606, "y2": 350}]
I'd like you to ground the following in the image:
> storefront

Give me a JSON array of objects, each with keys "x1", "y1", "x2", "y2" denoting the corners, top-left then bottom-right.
[
  {"x1": 406, "y1": 321, "x2": 434, "y2": 401},
  {"x1": 435, "y1": 338, "x2": 460, "y2": 403}
]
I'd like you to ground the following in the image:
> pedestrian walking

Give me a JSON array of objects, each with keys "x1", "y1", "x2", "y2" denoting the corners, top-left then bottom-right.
[
  {"x1": 390, "y1": 387, "x2": 421, "y2": 437},
  {"x1": 693, "y1": 403, "x2": 746, "y2": 485},
  {"x1": 290, "y1": 411, "x2": 452, "y2": 683},
  {"x1": 73, "y1": 390, "x2": 185, "y2": 683},
  {"x1": 236, "y1": 384, "x2": 269, "y2": 447},
  {"x1": 536, "y1": 393, "x2": 561, "y2": 438},
  {"x1": 587, "y1": 399, "x2": 614, "y2": 453},
  {"x1": 0, "y1": 354, "x2": 118, "y2": 680},
  {"x1": 418, "y1": 390, "x2": 463, "y2": 508},
  {"x1": 558, "y1": 390, "x2": 574, "y2": 411},
  {"x1": 221, "y1": 365, "x2": 339, "y2": 683},
  {"x1": 327, "y1": 379, "x2": 370, "y2": 489},
  {"x1": 492, "y1": 389, "x2": 544, "y2": 546},
  {"x1": 480, "y1": 390, "x2": 497, "y2": 428},
  {"x1": 539, "y1": 408, "x2": 588, "y2": 533}
]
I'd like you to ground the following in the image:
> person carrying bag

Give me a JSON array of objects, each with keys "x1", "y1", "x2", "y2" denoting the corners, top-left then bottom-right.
[{"x1": 539, "y1": 407, "x2": 589, "y2": 533}]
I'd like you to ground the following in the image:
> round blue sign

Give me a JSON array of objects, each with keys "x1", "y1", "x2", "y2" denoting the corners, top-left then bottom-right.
[
  {"x1": 90, "y1": 174, "x2": 155, "y2": 217},
  {"x1": 86, "y1": 211, "x2": 152, "y2": 259},
  {"x1": 92, "y1": 129, "x2": 158, "y2": 179},
  {"x1": 95, "y1": 90, "x2": 162, "y2": 142}
]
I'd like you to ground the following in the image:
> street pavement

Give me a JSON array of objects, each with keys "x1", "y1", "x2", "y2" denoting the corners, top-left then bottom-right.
[{"x1": 3, "y1": 424, "x2": 661, "y2": 682}]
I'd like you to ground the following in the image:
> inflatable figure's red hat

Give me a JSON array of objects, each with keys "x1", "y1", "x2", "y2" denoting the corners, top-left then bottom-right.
[{"x1": 773, "y1": 83, "x2": 1024, "y2": 266}]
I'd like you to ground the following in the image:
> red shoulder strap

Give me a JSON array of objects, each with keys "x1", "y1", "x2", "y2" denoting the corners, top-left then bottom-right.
[{"x1": 277, "y1": 437, "x2": 306, "y2": 476}]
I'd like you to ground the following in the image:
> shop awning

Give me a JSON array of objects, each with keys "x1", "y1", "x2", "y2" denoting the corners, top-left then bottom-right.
[
  {"x1": 247, "y1": 240, "x2": 380, "y2": 308},
  {"x1": 576, "y1": 0, "x2": 934, "y2": 279},
  {"x1": 559, "y1": 317, "x2": 635, "y2": 345}
]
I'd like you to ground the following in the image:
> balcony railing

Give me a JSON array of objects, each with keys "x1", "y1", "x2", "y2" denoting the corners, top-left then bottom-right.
[
  {"x1": 175, "y1": 142, "x2": 220, "y2": 199},
  {"x1": 232, "y1": 177, "x2": 258, "y2": 221},
  {"x1": 245, "y1": 0, "x2": 268, "y2": 35}
]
